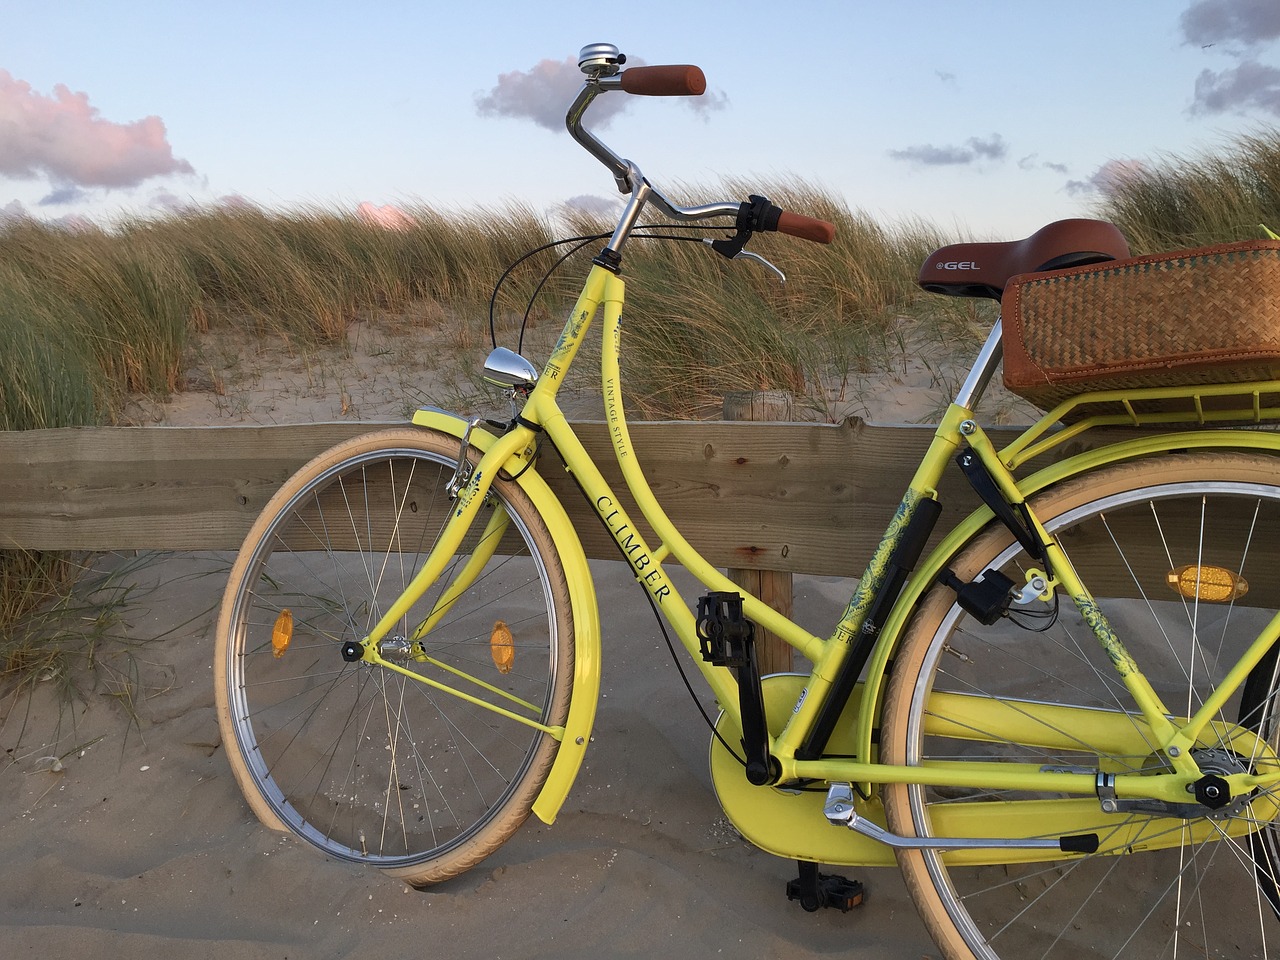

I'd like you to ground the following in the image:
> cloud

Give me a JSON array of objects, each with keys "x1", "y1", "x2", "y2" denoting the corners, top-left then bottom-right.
[
  {"x1": 356, "y1": 201, "x2": 416, "y2": 231},
  {"x1": 559, "y1": 194, "x2": 622, "y2": 217},
  {"x1": 1181, "y1": 0, "x2": 1280, "y2": 49},
  {"x1": 477, "y1": 57, "x2": 623, "y2": 131},
  {"x1": 888, "y1": 134, "x2": 1008, "y2": 166},
  {"x1": 476, "y1": 56, "x2": 725, "y2": 132},
  {"x1": 147, "y1": 189, "x2": 188, "y2": 214},
  {"x1": 1192, "y1": 59, "x2": 1280, "y2": 116},
  {"x1": 1064, "y1": 158, "x2": 1147, "y2": 197},
  {"x1": 0, "y1": 198, "x2": 92, "y2": 231},
  {"x1": 0, "y1": 199, "x2": 28, "y2": 224},
  {"x1": 1180, "y1": 1, "x2": 1280, "y2": 115},
  {"x1": 686, "y1": 87, "x2": 730, "y2": 120},
  {"x1": 38, "y1": 184, "x2": 90, "y2": 206},
  {"x1": 216, "y1": 193, "x2": 257, "y2": 211},
  {"x1": 0, "y1": 70, "x2": 193, "y2": 189},
  {"x1": 1019, "y1": 153, "x2": 1070, "y2": 175}
]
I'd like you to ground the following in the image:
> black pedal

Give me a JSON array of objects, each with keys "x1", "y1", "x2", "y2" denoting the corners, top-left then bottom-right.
[
  {"x1": 698, "y1": 592, "x2": 777, "y2": 785},
  {"x1": 787, "y1": 860, "x2": 865, "y2": 913},
  {"x1": 696, "y1": 592, "x2": 754, "y2": 667}
]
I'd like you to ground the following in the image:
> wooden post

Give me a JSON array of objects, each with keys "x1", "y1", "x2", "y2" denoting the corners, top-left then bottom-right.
[{"x1": 723, "y1": 390, "x2": 795, "y2": 674}]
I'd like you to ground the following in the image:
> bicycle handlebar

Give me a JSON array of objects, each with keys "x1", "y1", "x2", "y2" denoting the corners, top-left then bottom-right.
[
  {"x1": 777, "y1": 211, "x2": 836, "y2": 245},
  {"x1": 618, "y1": 64, "x2": 707, "y2": 97},
  {"x1": 568, "y1": 44, "x2": 836, "y2": 249}
]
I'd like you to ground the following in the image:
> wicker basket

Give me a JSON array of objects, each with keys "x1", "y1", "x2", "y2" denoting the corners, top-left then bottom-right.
[{"x1": 1002, "y1": 239, "x2": 1280, "y2": 412}]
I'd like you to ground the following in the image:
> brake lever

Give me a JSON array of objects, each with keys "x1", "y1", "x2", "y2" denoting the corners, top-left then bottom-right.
[{"x1": 702, "y1": 239, "x2": 786, "y2": 283}]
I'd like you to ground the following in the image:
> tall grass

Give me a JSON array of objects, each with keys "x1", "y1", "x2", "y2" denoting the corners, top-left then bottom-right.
[
  {"x1": 618, "y1": 179, "x2": 951, "y2": 416},
  {"x1": 138, "y1": 204, "x2": 557, "y2": 341},
  {"x1": 0, "y1": 186, "x2": 947, "y2": 425},
  {"x1": 1097, "y1": 129, "x2": 1280, "y2": 252},
  {"x1": 0, "y1": 219, "x2": 198, "y2": 425},
  {"x1": 5, "y1": 130, "x2": 1278, "y2": 430}
]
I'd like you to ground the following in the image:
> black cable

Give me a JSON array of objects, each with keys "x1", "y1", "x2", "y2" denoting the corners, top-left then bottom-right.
[
  {"x1": 488, "y1": 232, "x2": 612, "y2": 349},
  {"x1": 638, "y1": 578, "x2": 748, "y2": 769},
  {"x1": 1009, "y1": 594, "x2": 1060, "y2": 632},
  {"x1": 489, "y1": 225, "x2": 736, "y2": 351}
]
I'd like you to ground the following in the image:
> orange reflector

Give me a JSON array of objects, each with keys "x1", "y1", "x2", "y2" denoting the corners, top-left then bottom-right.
[
  {"x1": 1166, "y1": 564, "x2": 1248, "y2": 603},
  {"x1": 272, "y1": 609, "x2": 294, "y2": 658},
  {"x1": 491, "y1": 620, "x2": 514, "y2": 674}
]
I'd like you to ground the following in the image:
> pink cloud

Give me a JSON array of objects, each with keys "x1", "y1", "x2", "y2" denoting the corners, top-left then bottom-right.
[
  {"x1": 357, "y1": 201, "x2": 416, "y2": 231},
  {"x1": 0, "y1": 70, "x2": 194, "y2": 188}
]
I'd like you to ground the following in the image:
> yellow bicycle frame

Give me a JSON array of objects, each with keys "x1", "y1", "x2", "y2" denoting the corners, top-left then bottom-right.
[{"x1": 372, "y1": 261, "x2": 1280, "y2": 849}]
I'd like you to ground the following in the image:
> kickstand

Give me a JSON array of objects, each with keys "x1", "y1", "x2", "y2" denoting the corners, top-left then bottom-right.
[{"x1": 786, "y1": 860, "x2": 865, "y2": 913}]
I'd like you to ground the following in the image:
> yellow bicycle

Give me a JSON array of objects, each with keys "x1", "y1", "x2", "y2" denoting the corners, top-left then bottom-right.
[{"x1": 215, "y1": 43, "x2": 1280, "y2": 960}]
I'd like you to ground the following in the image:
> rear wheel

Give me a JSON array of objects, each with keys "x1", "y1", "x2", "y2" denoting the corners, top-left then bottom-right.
[
  {"x1": 214, "y1": 427, "x2": 574, "y2": 886},
  {"x1": 882, "y1": 453, "x2": 1280, "y2": 959}
]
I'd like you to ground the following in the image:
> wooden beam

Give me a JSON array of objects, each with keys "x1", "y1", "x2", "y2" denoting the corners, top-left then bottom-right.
[{"x1": 0, "y1": 418, "x2": 1081, "y2": 576}]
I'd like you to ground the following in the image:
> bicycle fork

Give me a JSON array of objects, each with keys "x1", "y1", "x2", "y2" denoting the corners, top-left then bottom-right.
[{"x1": 336, "y1": 421, "x2": 567, "y2": 740}]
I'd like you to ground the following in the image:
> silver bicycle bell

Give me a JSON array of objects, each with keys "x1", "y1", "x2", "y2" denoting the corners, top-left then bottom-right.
[{"x1": 578, "y1": 43, "x2": 625, "y2": 77}]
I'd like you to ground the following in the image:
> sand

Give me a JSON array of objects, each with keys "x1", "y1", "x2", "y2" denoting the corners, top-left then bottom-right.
[
  {"x1": 1, "y1": 553, "x2": 942, "y2": 959},
  {"x1": 0, "y1": 321, "x2": 992, "y2": 959}
]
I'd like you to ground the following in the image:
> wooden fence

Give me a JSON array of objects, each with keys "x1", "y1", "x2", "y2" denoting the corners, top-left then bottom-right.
[{"x1": 0, "y1": 418, "x2": 1114, "y2": 577}]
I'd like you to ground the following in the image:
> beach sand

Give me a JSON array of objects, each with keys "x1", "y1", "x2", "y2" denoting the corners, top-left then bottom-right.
[
  {"x1": 1, "y1": 321, "x2": 1008, "y2": 959},
  {"x1": 1, "y1": 553, "x2": 941, "y2": 959}
]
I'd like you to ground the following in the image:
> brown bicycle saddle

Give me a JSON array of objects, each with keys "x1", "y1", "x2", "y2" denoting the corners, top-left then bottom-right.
[{"x1": 918, "y1": 218, "x2": 1131, "y2": 299}]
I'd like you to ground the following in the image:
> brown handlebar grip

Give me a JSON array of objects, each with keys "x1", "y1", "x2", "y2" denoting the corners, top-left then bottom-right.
[
  {"x1": 619, "y1": 65, "x2": 707, "y2": 97},
  {"x1": 777, "y1": 211, "x2": 836, "y2": 244}
]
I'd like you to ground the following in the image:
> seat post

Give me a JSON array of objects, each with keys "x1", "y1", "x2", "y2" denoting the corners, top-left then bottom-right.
[{"x1": 954, "y1": 319, "x2": 1004, "y2": 412}]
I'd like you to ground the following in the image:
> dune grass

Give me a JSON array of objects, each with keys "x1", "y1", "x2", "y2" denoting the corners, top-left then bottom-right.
[
  {"x1": 0, "y1": 184, "x2": 956, "y2": 426},
  {"x1": 1097, "y1": 130, "x2": 1280, "y2": 252},
  {"x1": 617, "y1": 180, "x2": 958, "y2": 417}
]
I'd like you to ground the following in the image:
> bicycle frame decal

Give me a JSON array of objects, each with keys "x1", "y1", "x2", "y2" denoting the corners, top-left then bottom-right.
[
  {"x1": 830, "y1": 490, "x2": 921, "y2": 648},
  {"x1": 594, "y1": 495, "x2": 671, "y2": 601}
]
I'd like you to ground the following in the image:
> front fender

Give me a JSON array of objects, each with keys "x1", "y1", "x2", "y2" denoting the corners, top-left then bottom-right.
[
  {"x1": 857, "y1": 428, "x2": 1280, "y2": 773},
  {"x1": 411, "y1": 408, "x2": 600, "y2": 824}
]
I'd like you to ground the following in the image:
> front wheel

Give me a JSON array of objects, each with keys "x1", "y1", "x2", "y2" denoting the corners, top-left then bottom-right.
[
  {"x1": 214, "y1": 427, "x2": 574, "y2": 886},
  {"x1": 882, "y1": 452, "x2": 1280, "y2": 960}
]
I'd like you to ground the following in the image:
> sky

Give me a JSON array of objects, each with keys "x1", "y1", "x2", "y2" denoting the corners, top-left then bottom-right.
[{"x1": 2, "y1": 0, "x2": 1279, "y2": 238}]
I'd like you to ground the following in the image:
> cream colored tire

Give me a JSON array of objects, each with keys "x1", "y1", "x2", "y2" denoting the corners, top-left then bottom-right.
[{"x1": 214, "y1": 427, "x2": 574, "y2": 886}]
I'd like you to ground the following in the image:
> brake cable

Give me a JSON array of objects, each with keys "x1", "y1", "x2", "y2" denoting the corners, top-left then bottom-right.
[{"x1": 489, "y1": 225, "x2": 748, "y2": 353}]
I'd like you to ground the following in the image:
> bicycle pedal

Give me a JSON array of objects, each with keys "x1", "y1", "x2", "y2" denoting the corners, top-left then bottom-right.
[
  {"x1": 695, "y1": 591, "x2": 755, "y2": 667},
  {"x1": 786, "y1": 861, "x2": 866, "y2": 913}
]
